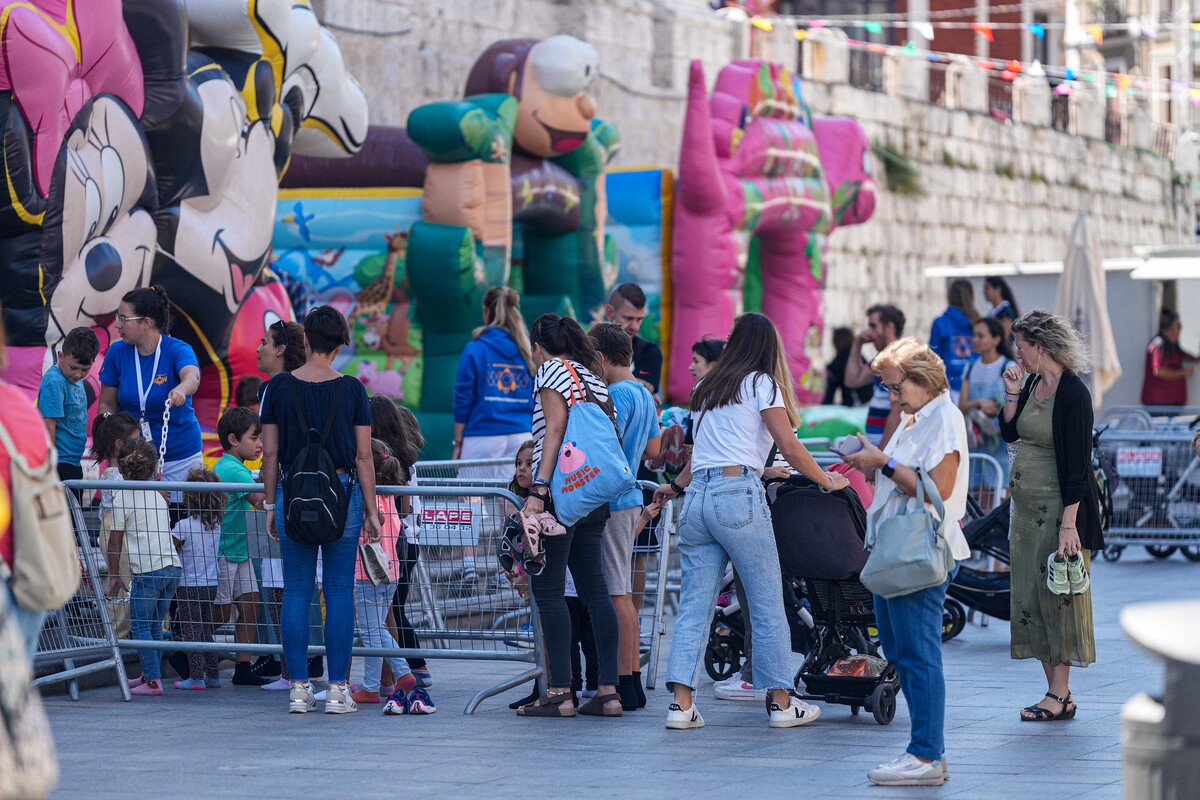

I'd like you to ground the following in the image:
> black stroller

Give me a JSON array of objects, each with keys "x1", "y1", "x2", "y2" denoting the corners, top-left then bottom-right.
[
  {"x1": 772, "y1": 476, "x2": 900, "y2": 726},
  {"x1": 942, "y1": 498, "x2": 1012, "y2": 641}
]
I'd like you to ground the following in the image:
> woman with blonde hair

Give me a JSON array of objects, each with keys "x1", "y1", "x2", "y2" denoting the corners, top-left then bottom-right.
[
  {"x1": 842, "y1": 336, "x2": 970, "y2": 787},
  {"x1": 1000, "y1": 310, "x2": 1099, "y2": 723},
  {"x1": 654, "y1": 312, "x2": 847, "y2": 731}
]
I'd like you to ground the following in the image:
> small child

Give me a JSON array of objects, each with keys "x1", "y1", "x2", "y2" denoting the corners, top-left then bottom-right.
[
  {"x1": 38, "y1": 327, "x2": 100, "y2": 482},
  {"x1": 93, "y1": 412, "x2": 142, "y2": 639},
  {"x1": 106, "y1": 438, "x2": 181, "y2": 696},
  {"x1": 211, "y1": 407, "x2": 270, "y2": 687},
  {"x1": 235, "y1": 375, "x2": 263, "y2": 415},
  {"x1": 170, "y1": 468, "x2": 227, "y2": 690},
  {"x1": 358, "y1": 440, "x2": 434, "y2": 715}
]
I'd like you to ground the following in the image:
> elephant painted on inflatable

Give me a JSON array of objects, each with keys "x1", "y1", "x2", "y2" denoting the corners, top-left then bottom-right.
[{"x1": 667, "y1": 59, "x2": 875, "y2": 404}]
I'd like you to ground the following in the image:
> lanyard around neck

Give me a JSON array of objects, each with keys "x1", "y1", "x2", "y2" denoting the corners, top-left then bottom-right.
[{"x1": 133, "y1": 335, "x2": 163, "y2": 419}]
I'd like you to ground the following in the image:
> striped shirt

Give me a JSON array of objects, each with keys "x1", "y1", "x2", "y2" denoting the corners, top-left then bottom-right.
[
  {"x1": 532, "y1": 358, "x2": 611, "y2": 469},
  {"x1": 864, "y1": 374, "x2": 891, "y2": 446}
]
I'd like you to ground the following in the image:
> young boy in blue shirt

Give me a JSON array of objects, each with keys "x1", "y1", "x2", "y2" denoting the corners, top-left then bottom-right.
[
  {"x1": 587, "y1": 322, "x2": 661, "y2": 711},
  {"x1": 38, "y1": 327, "x2": 100, "y2": 481}
]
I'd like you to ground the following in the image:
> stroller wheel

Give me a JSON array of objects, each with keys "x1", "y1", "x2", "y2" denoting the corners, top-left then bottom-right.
[
  {"x1": 1182, "y1": 546, "x2": 1200, "y2": 563},
  {"x1": 849, "y1": 704, "x2": 860, "y2": 716},
  {"x1": 871, "y1": 682, "x2": 897, "y2": 725},
  {"x1": 941, "y1": 599, "x2": 966, "y2": 642},
  {"x1": 1102, "y1": 545, "x2": 1124, "y2": 563},
  {"x1": 704, "y1": 619, "x2": 742, "y2": 682},
  {"x1": 1146, "y1": 545, "x2": 1178, "y2": 560}
]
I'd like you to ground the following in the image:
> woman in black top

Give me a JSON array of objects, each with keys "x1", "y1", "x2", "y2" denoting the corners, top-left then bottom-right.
[
  {"x1": 1000, "y1": 310, "x2": 1100, "y2": 723},
  {"x1": 261, "y1": 306, "x2": 379, "y2": 716}
]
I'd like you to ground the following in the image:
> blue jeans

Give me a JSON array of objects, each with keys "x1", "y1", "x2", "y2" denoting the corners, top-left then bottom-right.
[
  {"x1": 667, "y1": 468, "x2": 792, "y2": 692},
  {"x1": 129, "y1": 566, "x2": 183, "y2": 680},
  {"x1": 277, "y1": 478, "x2": 363, "y2": 684},
  {"x1": 873, "y1": 566, "x2": 959, "y2": 761},
  {"x1": 354, "y1": 580, "x2": 411, "y2": 691},
  {"x1": 8, "y1": 586, "x2": 46, "y2": 666}
]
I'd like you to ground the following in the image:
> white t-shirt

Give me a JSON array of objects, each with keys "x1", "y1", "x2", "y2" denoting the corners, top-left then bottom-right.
[
  {"x1": 691, "y1": 373, "x2": 784, "y2": 473},
  {"x1": 531, "y1": 358, "x2": 611, "y2": 470},
  {"x1": 112, "y1": 488, "x2": 180, "y2": 574},
  {"x1": 865, "y1": 391, "x2": 971, "y2": 560},
  {"x1": 171, "y1": 517, "x2": 221, "y2": 587}
]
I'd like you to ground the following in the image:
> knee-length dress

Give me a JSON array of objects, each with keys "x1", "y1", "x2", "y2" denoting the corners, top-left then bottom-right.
[{"x1": 1008, "y1": 391, "x2": 1096, "y2": 667}]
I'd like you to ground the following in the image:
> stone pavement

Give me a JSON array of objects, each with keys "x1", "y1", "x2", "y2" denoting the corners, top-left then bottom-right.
[{"x1": 42, "y1": 548, "x2": 1194, "y2": 799}]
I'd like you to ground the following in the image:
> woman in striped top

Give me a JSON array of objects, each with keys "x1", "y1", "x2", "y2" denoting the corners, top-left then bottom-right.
[{"x1": 518, "y1": 314, "x2": 623, "y2": 718}]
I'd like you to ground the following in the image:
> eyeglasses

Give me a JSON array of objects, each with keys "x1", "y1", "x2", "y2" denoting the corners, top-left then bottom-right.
[
  {"x1": 115, "y1": 314, "x2": 147, "y2": 326},
  {"x1": 885, "y1": 378, "x2": 907, "y2": 395}
]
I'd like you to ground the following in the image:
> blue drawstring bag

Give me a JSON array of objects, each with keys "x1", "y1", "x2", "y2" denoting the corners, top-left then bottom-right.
[{"x1": 549, "y1": 360, "x2": 637, "y2": 527}]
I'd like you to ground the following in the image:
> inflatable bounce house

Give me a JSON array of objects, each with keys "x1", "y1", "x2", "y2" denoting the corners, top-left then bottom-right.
[
  {"x1": 0, "y1": 2, "x2": 873, "y2": 461},
  {"x1": 0, "y1": 0, "x2": 367, "y2": 457}
]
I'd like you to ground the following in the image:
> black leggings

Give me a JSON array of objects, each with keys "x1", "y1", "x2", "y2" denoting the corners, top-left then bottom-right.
[
  {"x1": 530, "y1": 504, "x2": 618, "y2": 688},
  {"x1": 390, "y1": 539, "x2": 427, "y2": 670}
]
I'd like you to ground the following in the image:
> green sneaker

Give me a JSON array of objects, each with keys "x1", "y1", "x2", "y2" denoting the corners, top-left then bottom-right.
[
  {"x1": 1065, "y1": 553, "x2": 1090, "y2": 594},
  {"x1": 1046, "y1": 553, "x2": 1069, "y2": 595}
]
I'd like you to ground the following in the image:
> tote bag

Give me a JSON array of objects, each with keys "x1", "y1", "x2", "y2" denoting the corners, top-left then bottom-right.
[
  {"x1": 860, "y1": 468, "x2": 955, "y2": 599},
  {"x1": 548, "y1": 360, "x2": 637, "y2": 527}
]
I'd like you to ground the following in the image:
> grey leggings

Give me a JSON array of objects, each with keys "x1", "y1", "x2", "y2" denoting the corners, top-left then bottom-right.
[
  {"x1": 175, "y1": 585, "x2": 219, "y2": 680},
  {"x1": 529, "y1": 504, "x2": 619, "y2": 688}
]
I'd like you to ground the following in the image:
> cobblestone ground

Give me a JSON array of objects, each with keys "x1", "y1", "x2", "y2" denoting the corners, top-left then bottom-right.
[{"x1": 43, "y1": 548, "x2": 1189, "y2": 799}]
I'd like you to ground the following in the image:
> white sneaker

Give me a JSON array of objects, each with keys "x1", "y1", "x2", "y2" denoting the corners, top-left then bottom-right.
[
  {"x1": 714, "y1": 677, "x2": 766, "y2": 701},
  {"x1": 665, "y1": 702, "x2": 705, "y2": 730},
  {"x1": 262, "y1": 677, "x2": 291, "y2": 692},
  {"x1": 714, "y1": 670, "x2": 742, "y2": 688},
  {"x1": 288, "y1": 681, "x2": 316, "y2": 714},
  {"x1": 867, "y1": 753, "x2": 946, "y2": 787},
  {"x1": 942, "y1": 756, "x2": 950, "y2": 781},
  {"x1": 767, "y1": 697, "x2": 821, "y2": 728},
  {"x1": 324, "y1": 683, "x2": 358, "y2": 714}
]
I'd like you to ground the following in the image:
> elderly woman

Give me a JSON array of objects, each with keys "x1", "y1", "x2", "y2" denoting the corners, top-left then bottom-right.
[
  {"x1": 1000, "y1": 310, "x2": 1099, "y2": 723},
  {"x1": 842, "y1": 337, "x2": 970, "y2": 788}
]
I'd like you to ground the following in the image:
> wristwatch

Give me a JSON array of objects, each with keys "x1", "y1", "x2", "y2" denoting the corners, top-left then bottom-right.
[
  {"x1": 881, "y1": 458, "x2": 897, "y2": 479},
  {"x1": 669, "y1": 479, "x2": 686, "y2": 496},
  {"x1": 262, "y1": 502, "x2": 276, "y2": 511},
  {"x1": 530, "y1": 483, "x2": 551, "y2": 500}
]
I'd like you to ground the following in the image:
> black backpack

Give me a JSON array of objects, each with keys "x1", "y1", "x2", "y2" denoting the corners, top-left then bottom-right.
[{"x1": 283, "y1": 375, "x2": 352, "y2": 545}]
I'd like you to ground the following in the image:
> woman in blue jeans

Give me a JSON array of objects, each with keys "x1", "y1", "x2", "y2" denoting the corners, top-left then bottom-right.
[
  {"x1": 841, "y1": 337, "x2": 971, "y2": 787},
  {"x1": 261, "y1": 306, "x2": 379, "y2": 716},
  {"x1": 655, "y1": 313, "x2": 848, "y2": 730}
]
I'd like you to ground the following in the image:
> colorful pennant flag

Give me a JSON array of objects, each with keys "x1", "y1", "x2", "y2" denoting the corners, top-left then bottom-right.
[
  {"x1": 970, "y1": 23, "x2": 994, "y2": 42},
  {"x1": 1028, "y1": 23, "x2": 1045, "y2": 39},
  {"x1": 1085, "y1": 24, "x2": 1103, "y2": 45}
]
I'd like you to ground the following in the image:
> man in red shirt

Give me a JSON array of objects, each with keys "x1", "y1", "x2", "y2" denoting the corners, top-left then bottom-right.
[{"x1": 1141, "y1": 309, "x2": 1195, "y2": 407}]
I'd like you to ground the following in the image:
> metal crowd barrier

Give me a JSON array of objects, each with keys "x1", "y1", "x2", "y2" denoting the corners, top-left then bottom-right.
[
  {"x1": 1096, "y1": 429, "x2": 1200, "y2": 551},
  {"x1": 43, "y1": 475, "x2": 677, "y2": 711}
]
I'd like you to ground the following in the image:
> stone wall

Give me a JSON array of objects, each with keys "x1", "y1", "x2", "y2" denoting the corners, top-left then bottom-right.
[{"x1": 316, "y1": 1, "x2": 1186, "y2": 344}]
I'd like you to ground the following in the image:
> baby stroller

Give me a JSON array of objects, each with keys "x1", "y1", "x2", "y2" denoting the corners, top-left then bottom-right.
[
  {"x1": 772, "y1": 476, "x2": 900, "y2": 726},
  {"x1": 703, "y1": 570, "x2": 813, "y2": 682},
  {"x1": 942, "y1": 498, "x2": 1012, "y2": 641}
]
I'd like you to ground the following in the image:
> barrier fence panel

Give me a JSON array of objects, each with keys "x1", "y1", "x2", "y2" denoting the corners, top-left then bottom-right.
[
  {"x1": 1096, "y1": 429, "x2": 1200, "y2": 550},
  {"x1": 33, "y1": 491, "x2": 131, "y2": 700},
  {"x1": 968, "y1": 453, "x2": 1007, "y2": 514},
  {"x1": 57, "y1": 479, "x2": 543, "y2": 713}
]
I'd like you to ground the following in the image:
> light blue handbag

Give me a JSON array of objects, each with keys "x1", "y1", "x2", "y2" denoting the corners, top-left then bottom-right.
[
  {"x1": 860, "y1": 467, "x2": 955, "y2": 599},
  {"x1": 548, "y1": 360, "x2": 637, "y2": 527}
]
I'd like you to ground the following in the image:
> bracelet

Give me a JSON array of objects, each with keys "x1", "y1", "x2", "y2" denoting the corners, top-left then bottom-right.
[
  {"x1": 1004, "y1": 391, "x2": 1021, "y2": 397},
  {"x1": 818, "y1": 473, "x2": 834, "y2": 493},
  {"x1": 262, "y1": 502, "x2": 276, "y2": 511},
  {"x1": 1004, "y1": 397, "x2": 1020, "y2": 404},
  {"x1": 1059, "y1": 525, "x2": 1076, "y2": 530},
  {"x1": 533, "y1": 477, "x2": 549, "y2": 486},
  {"x1": 669, "y1": 479, "x2": 686, "y2": 495},
  {"x1": 453, "y1": 440, "x2": 462, "y2": 447}
]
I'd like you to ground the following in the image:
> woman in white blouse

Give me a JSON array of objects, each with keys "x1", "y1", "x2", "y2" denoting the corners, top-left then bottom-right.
[{"x1": 841, "y1": 337, "x2": 970, "y2": 789}]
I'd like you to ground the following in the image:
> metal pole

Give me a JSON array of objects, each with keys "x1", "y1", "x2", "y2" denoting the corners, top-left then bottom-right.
[
  {"x1": 908, "y1": 0, "x2": 929, "y2": 49},
  {"x1": 1020, "y1": 0, "x2": 1034, "y2": 64},
  {"x1": 976, "y1": 0, "x2": 989, "y2": 60},
  {"x1": 1065, "y1": 0, "x2": 1081, "y2": 72}
]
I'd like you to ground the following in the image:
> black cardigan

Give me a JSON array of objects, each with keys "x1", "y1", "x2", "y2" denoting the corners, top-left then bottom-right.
[{"x1": 1000, "y1": 372, "x2": 1105, "y2": 551}]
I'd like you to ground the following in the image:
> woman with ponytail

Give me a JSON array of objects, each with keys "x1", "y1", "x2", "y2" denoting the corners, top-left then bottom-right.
[
  {"x1": 98, "y1": 286, "x2": 204, "y2": 507},
  {"x1": 453, "y1": 286, "x2": 536, "y2": 472}
]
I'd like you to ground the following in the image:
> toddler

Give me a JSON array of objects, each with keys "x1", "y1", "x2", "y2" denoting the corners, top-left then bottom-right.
[
  {"x1": 170, "y1": 469, "x2": 226, "y2": 690},
  {"x1": 105, "y1": 438, "x2": 180, "y2": 696}
]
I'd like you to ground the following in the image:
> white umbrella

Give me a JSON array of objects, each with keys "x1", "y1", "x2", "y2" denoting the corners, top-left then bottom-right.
[{"x1": 1055, "y1": 212, "x2": 1122, "y2": 409}]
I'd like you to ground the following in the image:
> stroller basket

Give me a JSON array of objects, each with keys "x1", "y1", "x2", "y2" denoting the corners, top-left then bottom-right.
[{"x1": 805, "y1": 579, "x2": 876, "y2": 628}]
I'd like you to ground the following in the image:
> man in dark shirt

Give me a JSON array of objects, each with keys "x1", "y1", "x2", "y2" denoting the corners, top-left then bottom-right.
[{"x1": 605, "y1": 283, "x2": 663, "y2": 398}]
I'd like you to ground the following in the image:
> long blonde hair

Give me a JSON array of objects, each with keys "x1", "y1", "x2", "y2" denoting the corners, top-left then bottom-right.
[
  {"x1": 690, "y1": 313, "x2": 800, "y2": 428},
  {"x1": 475, "y1": 286, "x2": 534, "y2": 374}
]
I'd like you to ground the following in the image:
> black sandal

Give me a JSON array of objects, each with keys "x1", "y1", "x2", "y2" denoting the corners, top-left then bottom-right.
[
  {"x1": 516, "y1": 692, "x2": 577, "y2": 717},
  {"x1": 577, "y1": 692, "x2": 623, "y2": 717},
  {"x1": 1020, "y1": 691, "x2": 1076, "y2": 721}
]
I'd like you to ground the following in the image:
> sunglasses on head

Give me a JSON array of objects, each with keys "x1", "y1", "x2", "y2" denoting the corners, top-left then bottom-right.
[{"x1": 271, "y1": 321, "x2": 288, "y2": 348}]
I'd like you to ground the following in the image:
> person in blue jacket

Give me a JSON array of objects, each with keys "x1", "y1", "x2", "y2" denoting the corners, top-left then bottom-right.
[
  {"x1": 929, "y1": 279, "x2": 978, "y2": 403},
  {"x1": 451, "y1": 287, "x2": 536, "y2": 589}
]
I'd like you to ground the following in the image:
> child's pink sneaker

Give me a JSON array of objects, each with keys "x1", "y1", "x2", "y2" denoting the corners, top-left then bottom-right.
[{"x1": 131, "y1": 679, "x2": 164, "y2": 696}]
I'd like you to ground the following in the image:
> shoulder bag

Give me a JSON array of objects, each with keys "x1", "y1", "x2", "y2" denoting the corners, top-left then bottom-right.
[
  {"x1": 548, "y1": 360, "x2": 637, "y2": 528},
  {"x1": 859, "y1": 467, "x2": 955, "y2": 599}
]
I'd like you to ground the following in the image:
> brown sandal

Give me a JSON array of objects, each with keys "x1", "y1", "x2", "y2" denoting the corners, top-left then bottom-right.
[
  {"x1": 516, "y1": 692, "x2": 577, "y2": 718},
  {"x1": 578, "y1": 692, "x2": 623, "y2": 717}
]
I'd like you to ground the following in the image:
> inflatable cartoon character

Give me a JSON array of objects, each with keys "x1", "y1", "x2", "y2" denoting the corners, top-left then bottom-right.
[{"x1": 667, "y1": 59, "x2": 875, "y2": 404}]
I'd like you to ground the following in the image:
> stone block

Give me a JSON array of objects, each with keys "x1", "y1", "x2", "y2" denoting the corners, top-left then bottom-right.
[
  {"x1": 1013, "y1": 74, "x2": 1052, "y2": 127},
  {"x1": 946, "y1": 55, "x2": 987, "y2": 113},
  {"x1": 884, "y1": 47, "x2": 928, "y2": 102},
  {"x1": 803, "y1": 28, "x2": 849, "y2": 84}
]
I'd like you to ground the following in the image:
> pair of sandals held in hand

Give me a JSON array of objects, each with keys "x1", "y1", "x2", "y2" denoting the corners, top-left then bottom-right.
[{"x1": 499, "y1": 512, "x2": 564, "y2": 578}]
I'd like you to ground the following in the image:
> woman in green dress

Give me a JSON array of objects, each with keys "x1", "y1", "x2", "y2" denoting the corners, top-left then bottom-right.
[{"x1": 1000, "y1": 311, "x2": 1102, "y2": 722}]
